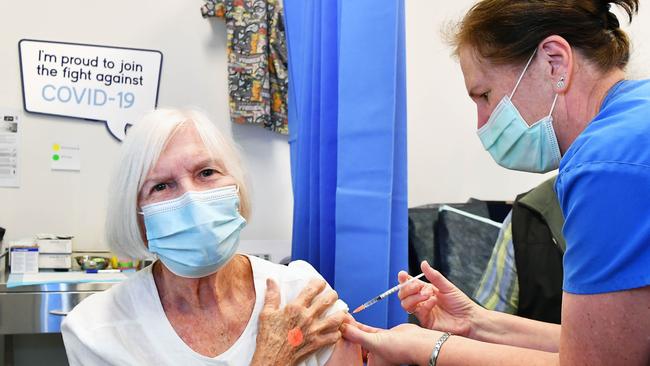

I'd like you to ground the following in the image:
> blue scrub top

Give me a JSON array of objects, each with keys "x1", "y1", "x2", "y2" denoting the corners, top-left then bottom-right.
[{"x1": 556, "y1": 79, "x2": 650, "y2": 295}]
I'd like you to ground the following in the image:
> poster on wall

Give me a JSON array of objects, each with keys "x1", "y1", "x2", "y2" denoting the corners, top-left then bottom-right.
[
  {"x1": 0, "y1": 109, "x2": 20, "y2": 188},
  {"x1": 18, "y1": 40, "x2": 163, "y2": 141}
]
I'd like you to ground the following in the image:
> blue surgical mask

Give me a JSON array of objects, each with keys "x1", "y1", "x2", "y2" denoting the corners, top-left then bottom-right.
[
  {"x1": 140, "y1": 185, "x2": 246, "y2": 278},
  {"x1": 477, "y1": 51, "x2": 562, "y2": 173}
]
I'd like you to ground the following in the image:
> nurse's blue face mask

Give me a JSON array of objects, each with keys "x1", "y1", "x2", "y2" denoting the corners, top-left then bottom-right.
[
  {"x1": 139, "y1": 185, "x2": 246, "y2": 278},
  {"x1": 477, "y1": 50, "x2": 562, "y2": 173}
]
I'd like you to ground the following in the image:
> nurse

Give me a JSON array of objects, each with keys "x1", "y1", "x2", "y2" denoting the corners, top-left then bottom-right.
[{"x1": 342, "y1": 0, "x2": 650, "y2": 365}]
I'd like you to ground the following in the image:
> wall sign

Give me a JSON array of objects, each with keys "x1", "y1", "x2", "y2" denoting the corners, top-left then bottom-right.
[
  {"x1": 0, "y1": 109, "x2": 20, "y2": 187},
  {"x1": 51, "y1": 142, "x2": 81, "y2": 171},
  {"x1": 18, "y1": 39, "x2": 163, "y2": 141}
]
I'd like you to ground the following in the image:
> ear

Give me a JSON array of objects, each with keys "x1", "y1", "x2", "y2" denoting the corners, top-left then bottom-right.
[{"x1": 538, "y1": 35, "x2": 573, "y2": 94}]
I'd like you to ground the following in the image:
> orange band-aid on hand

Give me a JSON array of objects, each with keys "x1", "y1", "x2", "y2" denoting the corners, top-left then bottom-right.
[{"x1": 287, "y1": 327, "x2": 304, "y2": 347}]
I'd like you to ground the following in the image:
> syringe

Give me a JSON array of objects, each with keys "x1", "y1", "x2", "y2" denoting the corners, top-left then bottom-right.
[{"x1": 352, "y1": 273, "x2": 425, "y2": 314}]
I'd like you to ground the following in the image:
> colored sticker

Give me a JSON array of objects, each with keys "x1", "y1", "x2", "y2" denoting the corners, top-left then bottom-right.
[{"x1": 287, "y1": 327, "x2": 303, "y2": 347}]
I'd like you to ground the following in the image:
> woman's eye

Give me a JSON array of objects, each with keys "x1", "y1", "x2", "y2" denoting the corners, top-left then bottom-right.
[
  {"x1": 200, "y1": 169, "x2": 217, "y2": 178},
  {"x1": 152, "y1": 183, "x2": 167, "y2": 192},
  {"x1": 481, "y1": 92, "x2": 490, "y2": 101}
]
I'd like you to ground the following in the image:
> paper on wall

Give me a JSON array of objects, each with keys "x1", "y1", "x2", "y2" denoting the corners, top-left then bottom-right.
[
  {"x1": 0, "y1": 109, "x2": 20, "y2": 187},
  {"x1": 51, "y1": 142, "x2": 81, "y2": 171}
]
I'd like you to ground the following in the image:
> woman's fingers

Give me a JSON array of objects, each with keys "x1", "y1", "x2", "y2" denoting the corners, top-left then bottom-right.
[
  {"x1": 295, "y1": 330, "x2": 342, "y2": 364},
  {"x1": 311, "y1": 330, "x2": 342, "y2": 352},
  {"x1": 255, "y1": 278, "x2": 351, "y2": 366},
  {"x1": 313, "y1": 310, "x2": 347, "y2": 334},
  {"x1": 295, "y1": 278, "x2": 327, "y2": 307},
  {"x1": 308, "y1": 288, "x2": 339, "y2": 318},
  {"x1": 261, "y1": 278, "x2": 281, "y2": 313}
]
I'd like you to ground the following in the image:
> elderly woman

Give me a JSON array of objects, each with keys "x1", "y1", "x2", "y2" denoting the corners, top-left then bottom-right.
[
  {"x1": 61, "y1": 108, "x2": 360, "y2": 365},
  {"x1": 343, "y1": 0, "x2": 649, "y2": 365}
]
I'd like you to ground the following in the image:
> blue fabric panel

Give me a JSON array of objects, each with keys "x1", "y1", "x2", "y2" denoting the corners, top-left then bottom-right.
[
  {"x1": 335, "y1": 0, "x2": 408, "y2": 328},
  {"x1": 285, "y1": 0, "x2": 408, "y2": 329}
]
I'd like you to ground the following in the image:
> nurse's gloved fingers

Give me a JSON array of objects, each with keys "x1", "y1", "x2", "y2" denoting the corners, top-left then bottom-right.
[
  {"x1": 295, "y1": 278, "x2": 327, "y2": 307},
  {"x1": 421, "y1": 261, "x2": 456, "y2": 293},
  {"x1": 262, "y1": 278, "x2": 281, "y2": 312},
  {"x1": 308, "y1": 289, "x2": 339, "y2": 318}
]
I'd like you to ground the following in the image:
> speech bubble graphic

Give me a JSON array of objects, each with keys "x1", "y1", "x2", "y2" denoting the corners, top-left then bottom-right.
[{"x1": 19, "y1": 40, "x2": 163, "y2": 141}]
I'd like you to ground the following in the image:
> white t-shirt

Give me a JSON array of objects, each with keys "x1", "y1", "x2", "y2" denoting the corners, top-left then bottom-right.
[{"x1": 61, "y1": 255, "x2": 347, "y2": 366}]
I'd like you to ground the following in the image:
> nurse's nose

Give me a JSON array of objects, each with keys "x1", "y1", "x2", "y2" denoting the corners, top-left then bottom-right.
[{"x1": 477, "y1": 106, "x2": 491, "y2": 130}]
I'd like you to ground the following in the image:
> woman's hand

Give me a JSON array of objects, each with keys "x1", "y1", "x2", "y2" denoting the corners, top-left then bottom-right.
[
  {"x1": 342, "y1": 321, "x2": 444, "y2": 366},
  {"x1": 251, "y1": 278, "x2": 347, "y2": 366},
  {"x1": 398, "y1": 261, "x2": 483, "y2": 337}
]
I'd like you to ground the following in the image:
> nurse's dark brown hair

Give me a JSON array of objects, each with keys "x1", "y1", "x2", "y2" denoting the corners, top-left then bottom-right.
[{"x1": 450, "y1": 0, "x2": 639, "y2": 71}]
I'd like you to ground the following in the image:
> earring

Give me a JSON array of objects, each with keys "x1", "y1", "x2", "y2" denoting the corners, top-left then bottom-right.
[{"x1": 557, "y1": 76, "x2": 566, "y2": 89}]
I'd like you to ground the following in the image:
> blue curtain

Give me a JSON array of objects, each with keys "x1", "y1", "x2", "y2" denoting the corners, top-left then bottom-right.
[{"x1": 285, "y1": 0, "x2": 407, "y2": 329}]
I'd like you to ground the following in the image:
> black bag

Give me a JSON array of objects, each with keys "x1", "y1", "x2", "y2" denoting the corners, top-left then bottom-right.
[{"x1": 408, "y1": 200, "x2": 511, "y2": 298}]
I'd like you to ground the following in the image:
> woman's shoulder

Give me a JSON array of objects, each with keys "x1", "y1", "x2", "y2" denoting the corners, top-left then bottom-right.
[
  {"x1": 246, "y1": 254, "x2": 348, "y2": 311},
  {"x1": 247, "y1": 254, "x2": 324, "y2": 284}
]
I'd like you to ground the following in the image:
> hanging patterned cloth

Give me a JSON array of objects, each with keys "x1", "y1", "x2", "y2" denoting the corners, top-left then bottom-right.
[{"x1": 202, "y1": 0, "x2": 289, "y2": 135}]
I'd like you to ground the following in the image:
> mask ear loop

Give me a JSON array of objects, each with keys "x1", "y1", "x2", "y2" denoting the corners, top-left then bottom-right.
[
  {"x1": 510, "y1": 50, "x2": 538, "y2": 99},
  {"x1": 547, "y1": 76, "x2": 565, "y2": 118},
  {"x1": 510, "y1": 49, "x2": 560, "y2": 120},
  {"x1": 548, "y1": 93, "x2": 559, "y2": 118}
]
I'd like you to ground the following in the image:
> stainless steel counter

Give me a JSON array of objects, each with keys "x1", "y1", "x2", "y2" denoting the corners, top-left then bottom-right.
[
  {"x1": 0, "y1": 249, "x2": 149, "y2": 335},
  {"x1": 0, "y1": 268, "x2": 115, "y2": 334},
  {"x1": 0, "y1": 254, "x2": 121, "y2": 365}
]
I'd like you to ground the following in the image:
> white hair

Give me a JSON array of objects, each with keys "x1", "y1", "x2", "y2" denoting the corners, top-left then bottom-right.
[{"x1": 106, "y1": 108, "x2": 251, "y2": 259}]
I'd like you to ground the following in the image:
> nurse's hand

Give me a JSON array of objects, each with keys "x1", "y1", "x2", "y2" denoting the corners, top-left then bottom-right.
[
  {"x1": 251, "y1": 278, "x2": 347, "y2": 366},
  {"x1": 342, "y1": 321, "x2": 444, "y2": 366},
  {"x1": 398, "y1": 261, "x2": 481, "y2": 337}
]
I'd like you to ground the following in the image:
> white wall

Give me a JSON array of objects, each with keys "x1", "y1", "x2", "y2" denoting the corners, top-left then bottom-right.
[
  {"x1": 0, "y1": 0, "x2": 294, "y2": 255},
  {"x1": 405, "y1": 0, "x2": 650, "y2": 208},
  {"x1": 2, "y1": 0, "x2": 649, "y2": 255}
]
